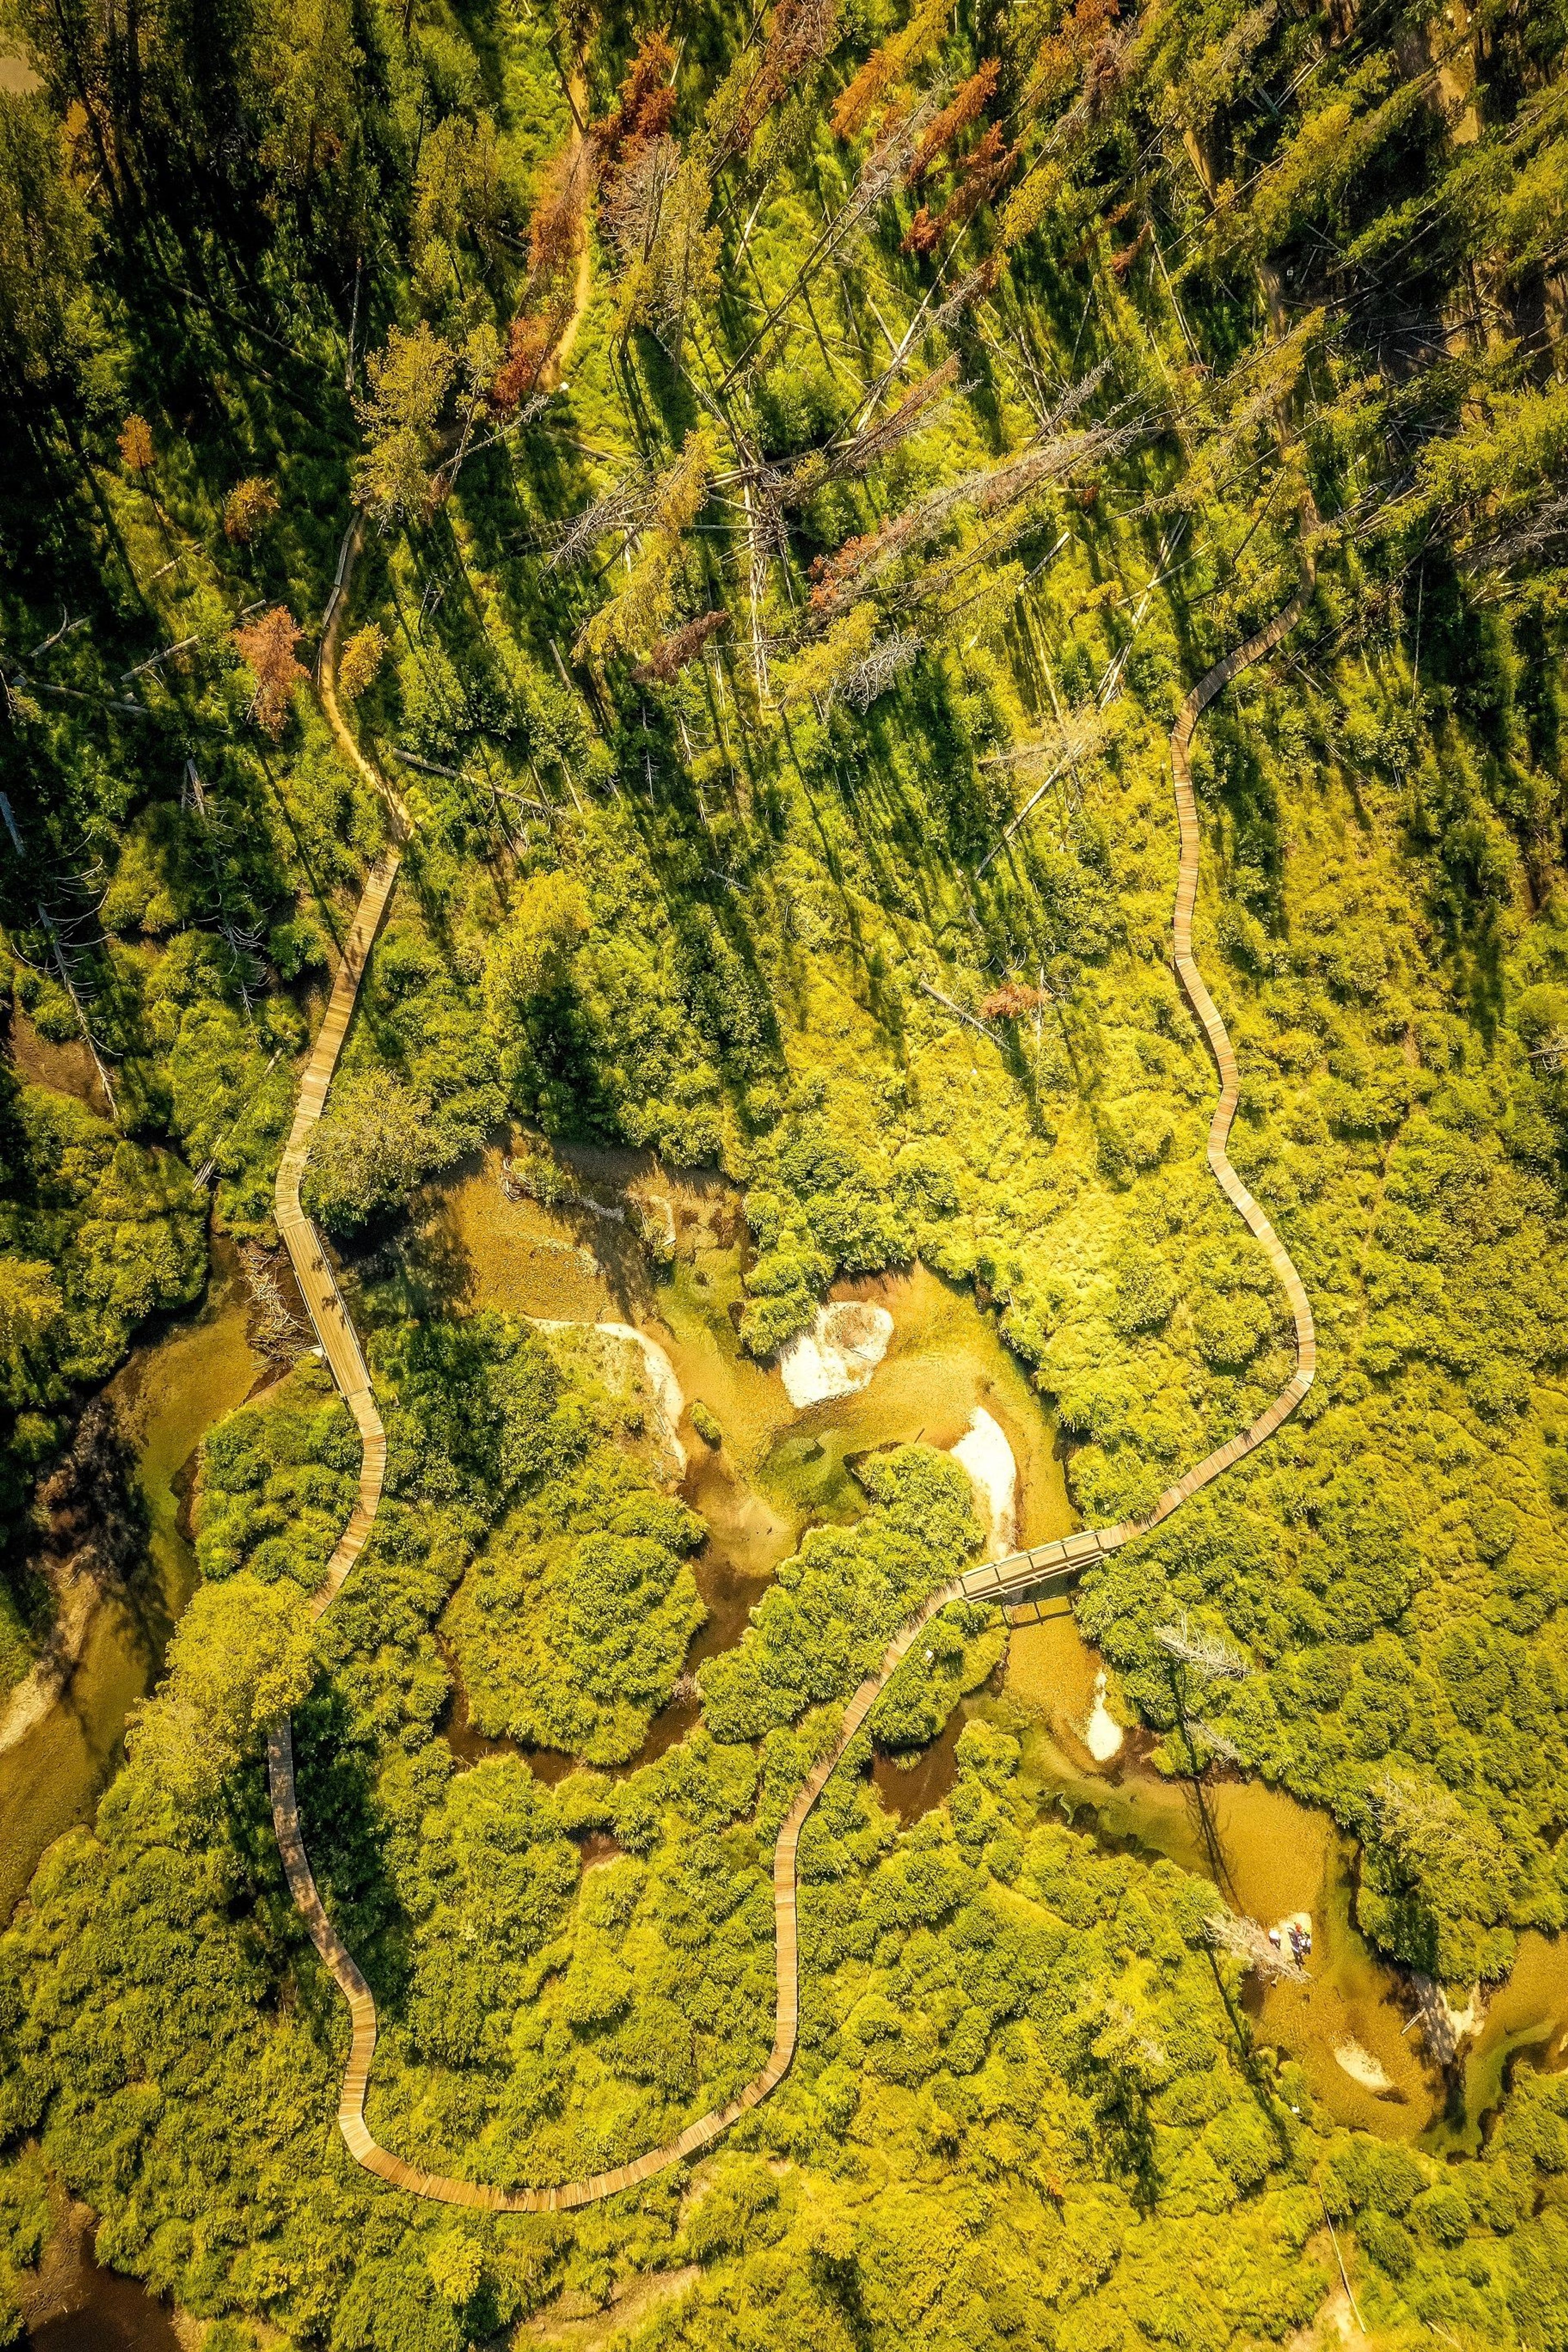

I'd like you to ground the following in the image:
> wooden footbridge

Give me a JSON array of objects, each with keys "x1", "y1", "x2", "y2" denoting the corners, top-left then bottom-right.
[{"x1": 264, "y1": 556, "x2": 1316, "y2": 2209}]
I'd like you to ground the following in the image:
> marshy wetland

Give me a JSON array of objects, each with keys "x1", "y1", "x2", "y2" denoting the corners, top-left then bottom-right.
[
  {"x1": 0, "y1": 1241, "x2": 261, "y2": 1922},
  {"x1": 4, "y1": 1135, "x2": 1564, "y2": 2349},
  {"x1": 7, "y1": 1134, "x2": 1562, "y2": 2199},
  {"x1": 349, "y1": 1139, "x2": 1568, "y2": 2156}
]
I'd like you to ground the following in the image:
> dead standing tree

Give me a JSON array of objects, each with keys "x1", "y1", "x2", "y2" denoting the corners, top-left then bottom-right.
[
  {"x1": 1153, "y1": 1610, "x2": 1252, "y2": 1776},
  {"x1": 1153, "y1": 1614, "x2": 1251, "y2": 1681},
  {"x1": 976, "y1": 699, "x2": 1122, "y2": 873},
  {"x1": 838, "y1": 628, "x2": 921, "y2": 709},
  {"x1": 804, "y1": 417, "x2": 1145, "y2": 619},
  {"x1": 0, "y1": 793, "x2": 122, "y2": 1119},
  {"x1": 182, "y1": 764, "x2": 267, "y2": 1016},
  {"x1": 716, "y1": 92, "x2": 945, "y2": 392}
]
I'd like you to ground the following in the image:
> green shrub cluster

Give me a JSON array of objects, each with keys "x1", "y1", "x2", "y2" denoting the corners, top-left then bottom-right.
[
  {"x1": 196, "y1": 1362, "x2": 359, "y2": 1592},
  {"x1": 4, "y1": 0, "x2": 1568, "y2": 2328},
  {"x1": 448, "y1": 1456, "x2": 706, "y2": 1766}
]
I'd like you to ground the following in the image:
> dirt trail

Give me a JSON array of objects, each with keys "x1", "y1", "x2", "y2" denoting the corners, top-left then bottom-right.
[{"x1": 543, "y1": 74, "x2": 594, "y2": 392}]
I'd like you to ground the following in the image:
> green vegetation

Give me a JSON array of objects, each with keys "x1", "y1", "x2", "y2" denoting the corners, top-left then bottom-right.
[
  {"x1": 196, "y1": 1361, "x2": 360, "y2": 1591},
  {"x1": 11, "y1": 1328, "x2": 1568, "y2": 2349},
  {"x1": 689, "y1": 1399, "x2": 723, "y2": 1447},
  {"x1": 3, "y1": 0, "x2": 1568, "y2": 2330},
  {"x1": 127, "y1": 1571, "x2": 316, "y2": 1811},
  {"x1": 446, "y1": 1358, "x2": 708, "y2": 1764}
]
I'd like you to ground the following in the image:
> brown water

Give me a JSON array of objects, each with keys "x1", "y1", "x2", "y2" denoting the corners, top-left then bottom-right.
[
  {"x1": 365, "y1": 1138, "x2": 1568, "y2": 2152},
  {"x1": 19, "y1": 2207, "x2": 178, "y2": 2352},
  {"x1": 990, "y1": 1605, "x2": 1568, "y2": 2148},
  {"x1": 1003, "y1": 1614, "x2": 1431, "y2": 2139},
  {"x1": 1427, "y1": 1934, "x2": 1568, "y2": 2153},
  {"x1": 3, "y1": 1256, "x2": 264, "y2": 2345},
  {"x1": 872, "y1": 1704, "x2": 974, "y2": 1826},
  {"x1": 400, "y1": 1143, "x2": 1072, "y2": 1559},
  {"x1": 0, "y1": 1240, "x2": 261, "y2": 1921},
  {"x1": 401, "y1": 1146, "x2": 1074, "y2": 1769}
]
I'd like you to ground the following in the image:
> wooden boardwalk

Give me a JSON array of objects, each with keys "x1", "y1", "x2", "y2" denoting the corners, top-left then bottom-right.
[
  {"x1": 263, "y1": 563, "x2": 1317, "y2": 2212},
  {"x1": 960, "y1": 572, "x2": 1317, "y2": 1608},
  {"x1": 271, "y1": 849, "x2": 400, "y2": 1617}
]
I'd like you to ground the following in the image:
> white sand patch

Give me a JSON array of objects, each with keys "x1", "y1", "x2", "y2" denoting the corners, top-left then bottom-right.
[
  {"x1": 1334, "y1": 2038, "x2": 1395, "y2": 2094},
  {"x1": 597, "y1": 1324, "x2": 687, "y2": 1473},
  {"x1": 777, "y1": 1301, "x2": 894, "y2": 1408},
  {"x1": 529, "y1": 1317, "x2": 686, "y2": 1474},
  {"x1": 0, "y1": 1578, "x2": 96, "y2": 1757},
  {"x1": 1085, "y1": 1668, "x2": 1125, "y2": 1763},
  {"x1": 1444, "y1": 1987, "x2": 1483, "y2": 2042},
  {"x1": 950, "y1": 1407, "x2": 1018, "y2": 1560}
]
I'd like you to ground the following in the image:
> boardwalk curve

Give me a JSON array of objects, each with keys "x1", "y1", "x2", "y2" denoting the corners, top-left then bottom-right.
[{"x1": 265, "y1": 566, "x2": 1316, "y2": 2209}]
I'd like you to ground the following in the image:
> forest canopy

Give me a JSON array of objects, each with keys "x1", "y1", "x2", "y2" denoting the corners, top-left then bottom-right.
[{"x1": 1, "y1": 0, "x2": 1568, "y2": 2334}]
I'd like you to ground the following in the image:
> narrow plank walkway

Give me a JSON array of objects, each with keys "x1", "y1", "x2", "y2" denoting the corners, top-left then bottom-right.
[
  {"x1": 961, "y1": 568, "x2": 1318, "y2": 1606},
  {"x1": 264, "y1": 558, "x2": 1317, "y2": 2211},
  {"x1": 271, "y1": 849, "x2": 399, "y2": 1613}
]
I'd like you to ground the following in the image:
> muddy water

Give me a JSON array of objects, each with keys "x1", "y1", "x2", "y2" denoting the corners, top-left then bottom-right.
[
  {"x1": 872, "y1": 1703, "x2": 975, "y2": 1826},
  {"x1": 0, "y1": 1241, "x2": 261, "y2": 1921},
  {"x1": 4, "y1": 1256, "x2": 263, "y2": 2345},
  {"x1": 19, "y1": 2208, "x2": 178, "y2": 2352},
  {"x1": 988, "y1": 1606, "x2": 1568, "y2": 2148},
  {"x1": 381, "y1": 1139, "x2": 1568, "y2": 2151},
  {"x1": 388, "y1": 1143, "x2": 1071, "y2": 1562},
  {"x1": 396, "y1": 1146, "x2": 1074, "y2": 1768},
  {"x1": 1004, "y1": 1614, "x2": 1432, "y2": 2138},
  {"x1": 1426, "y1": 1935, "x2": 1568, "y2": 2153},
  {"x1": 658, "y1": 1258, "x2": 1072, "y2": 1559}
]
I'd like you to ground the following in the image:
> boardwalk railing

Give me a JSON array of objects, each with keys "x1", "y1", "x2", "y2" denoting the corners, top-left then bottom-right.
[{"x1": 263, "y1": 561, "x2": 1317, "y2": 2210}]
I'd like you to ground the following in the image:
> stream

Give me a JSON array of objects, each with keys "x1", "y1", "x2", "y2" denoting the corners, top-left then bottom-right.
[
  {"x1": 375, "y1": 1144, "x2": 1075, "y2": 1775},
  {"x1": 2, "y1": 1128, "x2": 1565, "y2": 2349},
  {"x1": 0, "y1": 1237, "x2": 261, "y2": 1924},
  {"x1": 388, "y1": 1139, "x2": 1568, "y2": 2153},
  {"x1": 0, "y1": 1235, "x2": 261, "y2": 2350}
]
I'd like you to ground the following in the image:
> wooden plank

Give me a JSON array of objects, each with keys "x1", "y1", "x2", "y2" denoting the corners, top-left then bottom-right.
[{"x1": 262, "y1": 552, "x2": 1320, "y2": 2220}]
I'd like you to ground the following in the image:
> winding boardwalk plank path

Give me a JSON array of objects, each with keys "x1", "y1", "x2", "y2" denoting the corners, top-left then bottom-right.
[{"x1": 265, "y1": 542, "x2": 1317, "y2": 2206}]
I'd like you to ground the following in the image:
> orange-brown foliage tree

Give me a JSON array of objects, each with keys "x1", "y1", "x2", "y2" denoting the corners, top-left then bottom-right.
[
  {"x1": 596, "y1": 31, "x2": 678, "y2": 176},
  {"x1": 717, "y1": 0, "x2": 840, "y2": 161},
  {"x1": 232, "y1": 607, "x2": 307, "y2": 738},
  {"x1": 980, "y1": 982, "x2": 1050, "y2": 1022},
  {"x1": 118, "y1": 414, "x2": 154, "y2": 474},
  {"x1": 909, "y1": 60, "x2": 998, "y2": 183},
  {"x1": 808, "y1": 527, "x2": 898, "y2": 610},
  {"x1": 490, "y1": 134, "x2": 594, "y2": 411},
  {"x1": 632, "y1": 610, "x2": 731, "y2": 684},
  {"x1": 829, "y1": 0, "x2": 945, "y2": 140},
  {"x1": 901, "y1": 122, "x2": 1012, "y2": 254},
  {"x1": 1031, "y1": 0, "x2": 1121, "y2": 107},
  {"x1": 528, "y1": 139, "x2": 591, "y2": 289},
  {"x1": 490, "y1": 312, "x2": 555, "y2": 409}
]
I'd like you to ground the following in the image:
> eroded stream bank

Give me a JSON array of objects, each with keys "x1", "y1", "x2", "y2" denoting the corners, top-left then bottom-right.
[
  {"x1": 0, "y1": 1239, "x2": 262, "y2": 1923},
  {"x1": 383, "y1": 1136, "x2": 1568, "y2": 2155}
]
